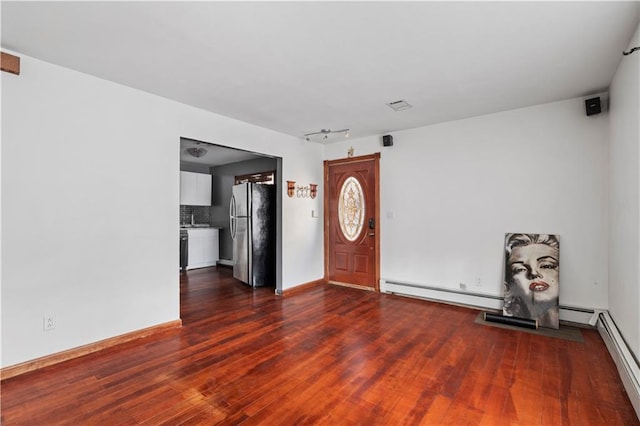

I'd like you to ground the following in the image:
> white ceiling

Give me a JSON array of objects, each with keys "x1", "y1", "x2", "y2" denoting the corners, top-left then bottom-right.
[
  {"x1": 2, "y1": 2, "x2": 639, "y2": 143},
  {"x1": 180, "y1": 138, "x2": 267, "y2": 168}
]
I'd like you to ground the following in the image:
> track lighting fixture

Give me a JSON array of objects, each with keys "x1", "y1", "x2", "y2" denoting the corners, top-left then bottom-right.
[{"x1": 304, "y1": 128, "x2": 351, "y2": 142}]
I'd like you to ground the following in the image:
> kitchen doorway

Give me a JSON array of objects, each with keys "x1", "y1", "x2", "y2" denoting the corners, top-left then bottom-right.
[{"x1": 179, "y1": 137, "x2": 283, "y2": 294}]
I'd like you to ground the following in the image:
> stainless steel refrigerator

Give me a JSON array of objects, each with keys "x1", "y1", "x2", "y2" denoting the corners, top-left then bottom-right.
[{"x1": 229, "y1": 183, "x2": 276, "y2": 287}]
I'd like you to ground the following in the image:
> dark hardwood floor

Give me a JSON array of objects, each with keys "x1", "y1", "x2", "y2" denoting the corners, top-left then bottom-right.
[{"x1": 2, "y1": 267, "x2": 638, "y2": 425}]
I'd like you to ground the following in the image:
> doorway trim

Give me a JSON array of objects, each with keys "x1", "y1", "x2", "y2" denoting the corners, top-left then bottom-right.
[{"x1": 323, "y1": 153, "x2": 381, "y2": 290}]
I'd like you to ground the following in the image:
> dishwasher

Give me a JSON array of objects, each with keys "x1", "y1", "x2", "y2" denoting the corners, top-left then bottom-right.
[{"x1": 180, "y1": 230, "x2": 188, "y2": 271}]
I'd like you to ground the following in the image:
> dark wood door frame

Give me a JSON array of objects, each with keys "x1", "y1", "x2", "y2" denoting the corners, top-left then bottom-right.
[{"x1": 323, "y1": 153, "x2": 381, "y2": 291}]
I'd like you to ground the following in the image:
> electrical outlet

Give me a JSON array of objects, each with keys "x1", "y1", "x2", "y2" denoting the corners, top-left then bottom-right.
[
  {"x1": 43, "y1": 316, "x2": 55, "y2": 331},
  {"x1": 459, "y1": 282, "x2": 467, "y2": 290},
  {"x1": 475, "y1": 277, "x2": 482, "y2": 287}
]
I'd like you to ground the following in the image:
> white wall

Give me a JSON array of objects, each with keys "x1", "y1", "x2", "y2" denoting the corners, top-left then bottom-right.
[
  {"x1": 325, "y1": 97, "x2": 610, "y2": 315},
  {"x1": 281, "y1": 143, "x2": 325, "y2": 288},
  {"x1": 609, "y1": 23, "x2": 640, "y2": 359},
  {"x1": 1, "y1": 52, "x2": 324, "y2": 367}
]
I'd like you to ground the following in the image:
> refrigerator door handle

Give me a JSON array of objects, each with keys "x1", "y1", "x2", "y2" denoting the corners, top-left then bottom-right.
[{"x1": 230, "y1": 195, "x2": 237, "y2": 240}]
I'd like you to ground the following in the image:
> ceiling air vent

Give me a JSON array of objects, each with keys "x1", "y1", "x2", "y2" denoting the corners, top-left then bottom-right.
[{"x1": 386, "y1": 99, "x2": 412, "y2": 112}]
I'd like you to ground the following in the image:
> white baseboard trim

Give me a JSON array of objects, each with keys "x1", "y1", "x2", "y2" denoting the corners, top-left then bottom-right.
[
  {"x1": 597, "y1": 311, "x2": 640, "y2": 419},
  {"x1": 217, "y1": 259, "x2": 233, "y2": 266}
]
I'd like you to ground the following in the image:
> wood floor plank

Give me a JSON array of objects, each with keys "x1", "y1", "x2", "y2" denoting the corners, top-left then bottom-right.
[
  {"x1": 1, "y1": 266, "x2": 638, "y2": 425},
  {"x1": 419, "y1": 394, "x2": 453, "y2": 425}
]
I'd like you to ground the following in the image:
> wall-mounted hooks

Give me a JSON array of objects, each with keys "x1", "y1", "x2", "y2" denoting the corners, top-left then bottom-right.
[{"x1": 287, "y1": 181, "x2": 318, "y2": 199}]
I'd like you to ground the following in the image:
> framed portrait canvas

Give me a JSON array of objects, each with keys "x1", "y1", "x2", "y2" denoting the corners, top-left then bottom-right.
[{"x1": 503, "y1": 233, "x2": 560, "y2": 329}]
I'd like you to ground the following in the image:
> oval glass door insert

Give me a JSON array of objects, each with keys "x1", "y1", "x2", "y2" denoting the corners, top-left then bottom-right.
[{"x1": 338, "y1": 176, "x2": 365, "y2": 241}]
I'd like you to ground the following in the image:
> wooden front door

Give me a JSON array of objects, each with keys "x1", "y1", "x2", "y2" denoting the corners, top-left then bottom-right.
[{"x1": 325, "y1": 153, "x2": 380, "y2": 290}]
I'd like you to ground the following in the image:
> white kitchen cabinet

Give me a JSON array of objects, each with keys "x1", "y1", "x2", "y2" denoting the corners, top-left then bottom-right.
[
  {"x1": 180, "y1": 172, "x2": 197, "y2": 205},
  {"x1": 180, "y1": 171, "x2": 212, "y2": 206},
  {"x1": 187, "y1": 228, "x2": 219, "y2": 270}
]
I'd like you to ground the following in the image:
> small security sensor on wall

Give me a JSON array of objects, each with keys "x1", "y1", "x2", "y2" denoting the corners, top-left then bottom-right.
[
  {"x1": 382, "y1": 135, "x2": 393, "y2": 147},
  {"x1": 585, "y1": 93, "x2": 609, "y2": 116},
  {"x1": 585, "y1": 97, "x2": 601, "y2": 116}
]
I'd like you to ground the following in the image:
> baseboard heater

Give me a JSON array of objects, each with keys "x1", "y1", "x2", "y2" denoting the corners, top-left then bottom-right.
[
  {"x1": 381, "y1": 279, "x2": 593, "y2": 323},
  {"x1": 382, "y1": 279, "x2": 503, "y2": 309},
  {"x1": 597, "y1": 311, "x2": 640, "y2": 419}
]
